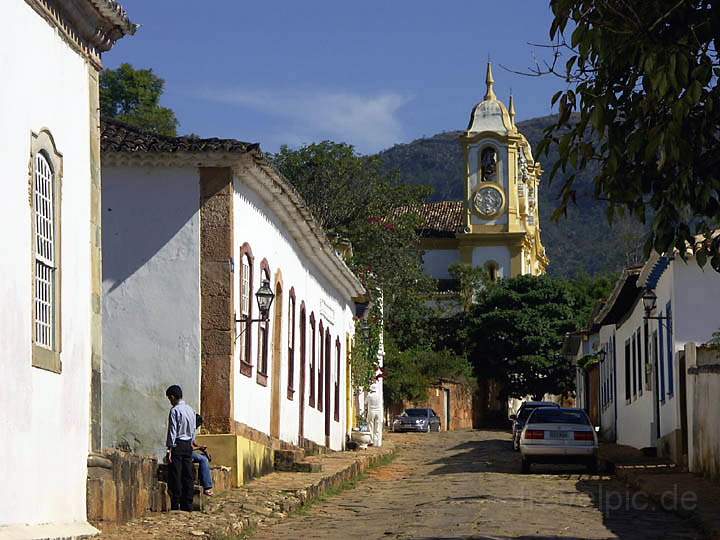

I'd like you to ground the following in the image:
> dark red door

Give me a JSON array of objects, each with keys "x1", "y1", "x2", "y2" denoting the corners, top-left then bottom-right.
[{"x1": 324, "y1": 330, "x2": 331, "y2": 447}]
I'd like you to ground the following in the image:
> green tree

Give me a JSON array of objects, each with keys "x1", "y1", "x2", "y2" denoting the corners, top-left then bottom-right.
[
  {"x1": 563, "y1": 272, "x2": 617, "y2": 329},
  {"x1": 100, "y1": 63, "x2": 178, "y2": 136},
  {"x1": 383, "y1": 339, "x2": 473, "y2": 406},
  {"x1": 540, "y1": 0, "x2": 720, "y2": 270},
  {"x1": 465, "y1": 275, "x2": 581, "y2": 400},
  {"x1": 272, "y1": 142, "x2": 435, "y2": 387}
]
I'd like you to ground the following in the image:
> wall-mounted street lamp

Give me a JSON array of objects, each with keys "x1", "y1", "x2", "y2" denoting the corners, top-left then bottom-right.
[
  {"x1": 642, "y1": 288, "x2": 671, "y2": 326},
  {"x1": 235, "y1": 279, "x2": 275, "y2": 341}
]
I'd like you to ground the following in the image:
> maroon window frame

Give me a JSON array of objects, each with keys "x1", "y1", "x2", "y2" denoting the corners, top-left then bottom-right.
[
  {"x1": 287, "y1": 287, "x2": 296, "y2": 399},
  {"x1": 309, "y1": 312, "x2": 316, "y2": 407},
  {"x1": 239, "y1": 243, "x2": 254, "y2": 378},
  {"x1": 256, "y1": 260, "x2": 270, "y2": 386},
  {"x1": 317, "y1": 321, "x2": 324, "y2": 412},
  {"x1": 334, "y1": 337, "x2": 341, "y2": 422},
  {"x1": 324, "y1": 329, "x2": 331, "y2": 418}
]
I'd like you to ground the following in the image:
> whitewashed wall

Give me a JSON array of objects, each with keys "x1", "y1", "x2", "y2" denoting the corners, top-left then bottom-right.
[
  {"x1": 422, "y1": 249, "x2": 460, "y2": 279},
  {"x1": 0, "y1": 2, "x2": 93, "y2": 528},
  {"x1": 232, "y1": 176, "x2": 355, "y2": 450},
  {"x1": 598, "y1": 324, "x2": 617, "y2": 441},
  {"x1": 615, "y1": 298, "x2": 655, "y2": 449},
  {"x1": 472, "y1": 245, "x2": 511, "y2": 279},
  {"x1": 653, "y1": 259, "x2": 720, "y2": 441},
  {"x1": 102, "y1": 166, "x2": 201, "y2": 458}
]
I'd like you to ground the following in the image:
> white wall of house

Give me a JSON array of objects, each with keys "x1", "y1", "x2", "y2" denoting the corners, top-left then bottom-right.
[
  {"x1": 102, "y1": 166, "x2": 201, "y2": 458},
  {"x1": 615, "y1": 298, "x2": 655, "y2": 449},
  {"x1": 422, "y1": 249, "x2": 460, "y2": 279},
  {"x1": 597, "y1": 325, "x2": 617, "y2": 441},
  {"x1": 0, "y1": 1, "x2": 93, "y2": 527},
  {"x1": 232, "y1": 178, "x2": 355, "y2": 450},
  {"x1": 650, "y1": 259, "x2": 720, "y2": 442}
]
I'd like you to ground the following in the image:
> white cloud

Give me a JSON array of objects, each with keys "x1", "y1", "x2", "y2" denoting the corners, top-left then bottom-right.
[{"x1": 200, "y1": 87, "x2": 410, "y2": 153}]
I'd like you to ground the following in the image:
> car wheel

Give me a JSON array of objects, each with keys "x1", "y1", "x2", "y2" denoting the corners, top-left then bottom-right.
[
  {"x1": 425, "y1": 424, "x2": 431, "y2": 433},
  {"x1": 521, "y1": 457, "x2": 531, "y2": 474},
  {"x1": 586, "y1": 457, "x2": 599, "y2": 474}
]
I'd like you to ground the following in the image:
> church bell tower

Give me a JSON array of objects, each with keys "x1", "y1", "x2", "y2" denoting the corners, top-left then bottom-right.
[{"x1": 458, "y1": 63, "x2": 548, "y2": 277}]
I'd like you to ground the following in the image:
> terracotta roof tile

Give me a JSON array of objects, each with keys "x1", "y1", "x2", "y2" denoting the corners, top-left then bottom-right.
[
  {"x1": 395, "y1": 200, "x2": 465, "y2": 237},
  {"x1": 101, "y1": 118, "x2": 259, "y2": 155}
]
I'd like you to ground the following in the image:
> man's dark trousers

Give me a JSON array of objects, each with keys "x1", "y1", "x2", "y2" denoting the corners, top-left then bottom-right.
[{"x1": 168, "y1": 440, "x2": 194, "y2": 511}]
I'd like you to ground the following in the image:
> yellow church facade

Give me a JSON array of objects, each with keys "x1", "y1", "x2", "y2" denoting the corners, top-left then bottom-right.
[{"x1": 405, "y1": 63, "x2": 548, "y2": 285}]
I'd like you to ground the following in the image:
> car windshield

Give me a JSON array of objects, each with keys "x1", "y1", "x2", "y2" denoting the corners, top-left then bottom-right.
[
  {"x1": 405, "y1": 409, "x2": 428, "y2": 417},
  {"x1": 518, "y1": 404, "x2": 557, "y2": 422},
  {"x1": 529, "y1": 408, "x2": 590, "y2": 425}
]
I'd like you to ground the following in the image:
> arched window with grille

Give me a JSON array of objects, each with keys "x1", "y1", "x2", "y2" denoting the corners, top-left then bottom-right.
[
  {"x1": 257, "y1": 261, "x2": 271, "y2": 385},
  {"x1": 334, "y1": 337, "x2": 341, "y2": 422},
  {"x1": 309, "y1": 312, "x2": 316, "y2": 408},
  {"x1": 287, "y1": 287, "x2": 296, "y2": 399},
  {"x1": 239, "y1": 244, "x2": 254, "y2": 377},
  {"x1": 317, "y1": 321, "x2": 324, "y2": 412},
  {"x1": 30, "y1": 130, "x2": 62, "y2": 373}
]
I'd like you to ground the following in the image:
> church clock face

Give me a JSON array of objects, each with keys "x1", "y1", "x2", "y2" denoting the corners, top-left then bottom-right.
[{"x1": 473, "y1": 185, "x2": 505, "y2": 218}]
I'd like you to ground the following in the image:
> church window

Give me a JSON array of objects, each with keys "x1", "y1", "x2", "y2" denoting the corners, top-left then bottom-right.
[
  {"x1": 480, "y1": 147, "x2": 497, "y2": 182},
  {"x1": 485, "y1": 261, "x2": 500, "y2": 282},
  {"x1": 31, "y1": 130, "x2": 62, "y2": 373}
]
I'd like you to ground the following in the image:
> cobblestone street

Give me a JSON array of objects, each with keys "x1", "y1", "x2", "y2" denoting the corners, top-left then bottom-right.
[{"x1": 253, "y1": 430, "x2": 702, "y2": 539}]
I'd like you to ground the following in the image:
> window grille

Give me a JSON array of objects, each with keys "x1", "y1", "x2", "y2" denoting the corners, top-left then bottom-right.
[
  {"x1": 34, "y1": 153, "x2": 55, "y2": 349},
  {"x1": 240, "y1": 255, "x2": 250, "y2": 363}
]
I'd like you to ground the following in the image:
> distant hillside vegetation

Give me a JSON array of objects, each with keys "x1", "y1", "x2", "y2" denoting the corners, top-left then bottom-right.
[{"x1": 378, "y1": 114, "x2": 645, "y2": 278}]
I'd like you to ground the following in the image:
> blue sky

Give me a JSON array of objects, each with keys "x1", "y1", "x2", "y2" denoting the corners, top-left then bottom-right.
[{"x1": 107, "y1": 1, "x2": 565, "y2": 154}]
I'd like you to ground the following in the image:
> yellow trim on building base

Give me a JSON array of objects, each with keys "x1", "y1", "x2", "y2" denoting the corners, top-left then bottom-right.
[{"x1": 195, "y1": 434, "x2": 274, "y2": 487}]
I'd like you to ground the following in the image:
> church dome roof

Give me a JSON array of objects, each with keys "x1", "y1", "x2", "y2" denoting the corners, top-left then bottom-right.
[{"x1": 465, "y1": 63, "x2": 515, "y2": 135}]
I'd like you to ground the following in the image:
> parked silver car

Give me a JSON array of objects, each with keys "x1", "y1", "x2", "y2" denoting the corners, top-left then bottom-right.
[
  {"x1": 519, "y1": 407, "x2": 599, "y2": 473},
  {"x1": 392, "y1": 408, "x2": 441, "y2": 433},
  {"x1": 509, "y1": 401, "x2": 560, "y2": 451}
]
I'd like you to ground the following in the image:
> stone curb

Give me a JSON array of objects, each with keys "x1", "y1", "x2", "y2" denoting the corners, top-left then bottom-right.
[
  {"x1": 602, "y1": 458, "x2": 720, "y2": 540},
  {"x1": 208, "y1": 445, "x2": 396, "y2": 538},
  {"x1": 98, "y1": 444, "x2": 397, "y2": 539}
]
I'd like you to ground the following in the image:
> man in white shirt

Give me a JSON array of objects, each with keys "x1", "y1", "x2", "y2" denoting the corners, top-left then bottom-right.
[{"x1": 165, "y1": 385, "x2": 196, "y2": 511}]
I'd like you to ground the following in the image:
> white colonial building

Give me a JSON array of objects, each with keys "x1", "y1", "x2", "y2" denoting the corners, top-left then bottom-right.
[
  {"x1": 590, "y1": 251, "x2": 720, "y2": 463},
  {"x1": 101, "y1": 120, "x2": 365, "y2": 485},
  {"x1": 0, "y1": 1, "x2": 134, "y2": 537}
]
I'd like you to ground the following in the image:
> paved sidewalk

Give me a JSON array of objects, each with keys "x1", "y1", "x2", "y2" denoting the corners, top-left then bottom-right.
[
  {"x1": 601, "y1": 443, "x2": 720, "y2": 539},
  {"x1": 97, "y1": 441, "x2": 395, "y2": 539}
]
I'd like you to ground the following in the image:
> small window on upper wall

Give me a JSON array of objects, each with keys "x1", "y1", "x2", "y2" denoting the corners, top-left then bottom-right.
[
  {"x1": 31, "y1": 130, "x2": 63, "y2": 374},
  {"x1": 485, "y1": 261, "x2": 500, "y2": 282}
]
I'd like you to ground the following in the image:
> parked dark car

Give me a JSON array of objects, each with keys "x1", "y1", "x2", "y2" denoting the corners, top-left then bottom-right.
[
  {"x1": 392, "y1": 408, "x2": 441, "y2": 432},
  {"x1": 510, "y1": 401, "x2": 560, "y2": 451}
]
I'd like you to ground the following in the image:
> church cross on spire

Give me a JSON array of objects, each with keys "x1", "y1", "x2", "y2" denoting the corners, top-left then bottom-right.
[{"x1": 484, "y1": 61, "x2": 496, "y2": 101}]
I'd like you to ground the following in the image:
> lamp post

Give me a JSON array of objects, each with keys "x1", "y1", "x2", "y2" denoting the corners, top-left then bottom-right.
[
  {"x1": 235, "y1": 280, "x2": 275, "y2": 341},
  {"x1": 642, "y1": 287, "x2": 671, "y2": 325}
]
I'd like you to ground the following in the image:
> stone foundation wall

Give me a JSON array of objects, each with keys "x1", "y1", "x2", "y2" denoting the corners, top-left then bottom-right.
[
  {"x1": 87, "y1": 450, "x2": 168, "y2": 525},
  {"x1": 87, "y1": 449, "x2": 233, "y2": 525}
]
